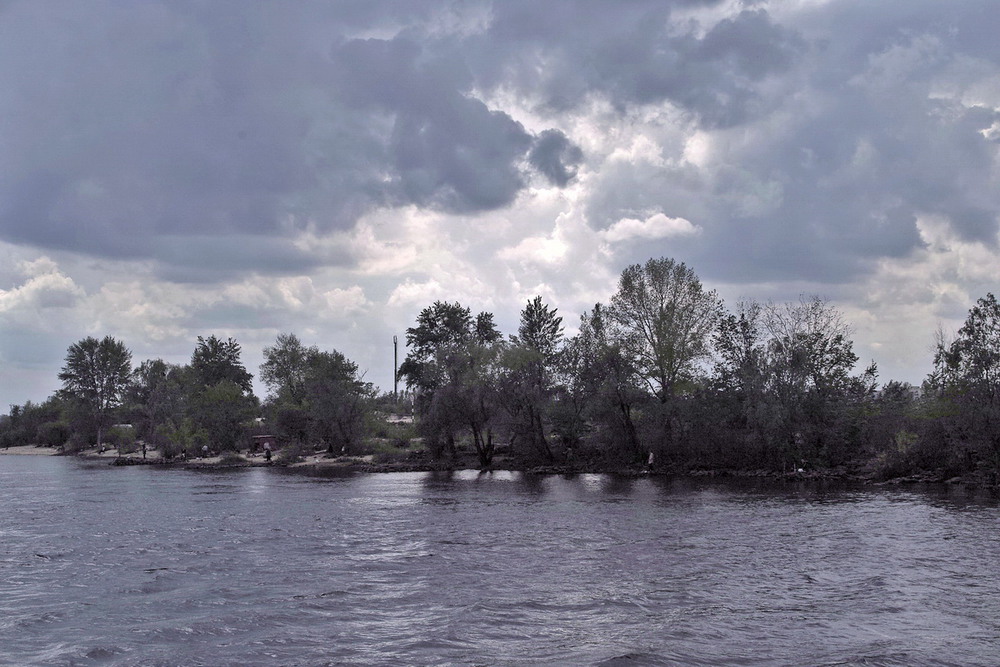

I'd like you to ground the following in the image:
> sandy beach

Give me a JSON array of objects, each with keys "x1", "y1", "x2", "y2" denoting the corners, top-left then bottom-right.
[{"x1": 0, "y1": 445, "x2": 60, "y2": 456}]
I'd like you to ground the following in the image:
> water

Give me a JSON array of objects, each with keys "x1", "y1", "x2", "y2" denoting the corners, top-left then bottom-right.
[{"x1": 1, "y1": 457, "x2": 999, "y2": 666}]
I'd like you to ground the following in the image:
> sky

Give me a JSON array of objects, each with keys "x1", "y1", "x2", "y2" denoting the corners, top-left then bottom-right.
[{"x1": 3, "y1": 0, "x2": 1000, "y2": 409}]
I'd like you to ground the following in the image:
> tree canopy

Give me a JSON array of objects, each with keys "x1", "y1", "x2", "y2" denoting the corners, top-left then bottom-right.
[{"x1": 58, "y1": 336, "x2": 132, "y2": 446}]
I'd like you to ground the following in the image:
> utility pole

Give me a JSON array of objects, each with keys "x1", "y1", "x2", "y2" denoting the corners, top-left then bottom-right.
[{"x1": 393, "y1": 335, "x2": 398, "y2": 403}]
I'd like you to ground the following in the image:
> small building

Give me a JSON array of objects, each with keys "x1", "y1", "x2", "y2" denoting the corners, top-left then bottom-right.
[{"x1": 250, "y1": 434, "x2": 277, "y2": 453}]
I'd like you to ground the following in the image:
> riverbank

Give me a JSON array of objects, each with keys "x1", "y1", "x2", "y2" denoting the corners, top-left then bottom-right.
[
  {"x1": 0, "y1": 445, "x2": 59, "y2": 456},
  {"x1": 2, "y1": 443, "x2": 993, "y2": 488}
]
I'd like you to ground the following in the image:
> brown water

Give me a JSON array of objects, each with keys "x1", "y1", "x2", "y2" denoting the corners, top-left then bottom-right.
[{"x1": 2, "y1": 457, "x2": 999, "y2": 666}]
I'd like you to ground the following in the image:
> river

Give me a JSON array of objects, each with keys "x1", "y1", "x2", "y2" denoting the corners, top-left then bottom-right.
[{"x1": 1, "y1": 456, "x2": 999, "y2": 666}]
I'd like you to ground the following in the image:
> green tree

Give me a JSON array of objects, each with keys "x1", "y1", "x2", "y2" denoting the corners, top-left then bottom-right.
[
  {"x1": 399, "y1": 301, "x2": 504, "y2": 466},
  {"x1": 126, "y1": 359, "x2": 189, "y2": 443},
  {"x1": 560, "y1": 304, "x2": 646, "y2": 460},
  {"x1": 303, "y1": 349, "x2": 374, "y2": 454},
  {"x1": 929, "y1": 292, "x2": 1000, "y2": 473},
  {"x1": 608, "y1": 257, "x2": 723, "y2": 402},
  {"x1": 931, "y1": 293, "x2": 1000, "y2": 398},
  {"x1": 501, "y1": 296, "x2": 564, "y2": 461},
  {"x1": 187, "y1": 336, "x2": 257, "y2": 451},
  {"x1": 758, "y1": 296, "x2": 874, "y2": 467},
  {"x1": 190, "y1": 380, "x2": 256, "y2": 452},
  {"x1": 191, "y1": 335, "x2": 253, "y2": 393},
  {"x1": 259, "y1": 334, "x2": 374, "y2": 452},
  {"x1": 58, "y1": 336, "x2": 132, "y2": 447},
  {"x1": 260, "y1": 332, "x2": 312, "y2": 406}
]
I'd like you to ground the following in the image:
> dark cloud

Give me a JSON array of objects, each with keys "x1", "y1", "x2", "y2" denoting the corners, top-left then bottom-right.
[
  {"x1": 2, "y1": 0, "x2": 1000, "y2": 292},
  {"x1": 477, "y1": 3, "x2": 804, "y2": 126},
  {"x1": 0, "y1": 1, "x2": 563, "y2": 273},
  {"x1": 529, "y1": 130, "x2": 584, "y2": 187},
  {"x1": 331, "y1": 34, "x2": 536, "y2": 211},
  {"x1": 579, "y1": 2, "x2": 1000, "y2": 285}
]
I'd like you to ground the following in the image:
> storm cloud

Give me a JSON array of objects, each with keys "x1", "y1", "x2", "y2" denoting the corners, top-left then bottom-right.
[{"x1": 3, "y1": 0, "x2": 1000, "y2": 407}]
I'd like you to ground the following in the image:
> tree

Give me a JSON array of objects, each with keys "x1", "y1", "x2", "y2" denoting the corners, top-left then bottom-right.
[
  {"x1": 559, "y1": 303, "x2": 646, "y2": 460},
  {"x1": 929, "y1": 293, "x2": 1000, "y2": 473},
  {"x1": 188, "y1": 336, "x2": 256, "y2": 451},
  {"x1": 126, "y1": 359, "x2": 188, "y2": 442},
  {"x1": 58, "y1": 336, "x2": 132, "y2": 446},
  {"x1": 260, "y1": 333, "x2": 312, "y2": 406},
  {"x1": 759, "y1": 296, "x2": 874, "y2": 466},
  {"x1": 191, "y1": 380, "x2": 257, "y2": 452},
  {"x1": 302, "y1": 349, "x2": 374, "y2": 454},
  {"x1": 762, "y1": 296, "x2": 862, "y2": 399},
  {"x1": 608, "y1": 257, "x2": 723, "y2": 402},
  {"x1": 191, "y1": 335, "x2": 253, "y2": 393},
  {"x1": 501, "y1": 296, "x2": 564, "y2": 461},
  {"x1": 398, "y1": 301, "x2": 474, "y2": 396},
  {"x1": 258, "y1": 334, "x2": 375, "y2": 453},
  {"x1": 932, "y1": 293, "x2": 1000, "y2": 400},
  {"x1": 712, "y1": 300, "x2": 772, "y2": 462},
  {"x1": 398, "y1": 301, "x2": 504, "y2": 466}
]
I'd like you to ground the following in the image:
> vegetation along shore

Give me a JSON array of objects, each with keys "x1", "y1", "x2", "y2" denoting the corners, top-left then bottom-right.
[{"x1": 3, "y1": 256, "x2": 1000, "y2": 488}]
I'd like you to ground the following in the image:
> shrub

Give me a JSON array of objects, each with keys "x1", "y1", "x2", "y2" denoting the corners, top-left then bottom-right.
[
  {"x1": 106, "y1": 425, "x2": 138, "y2": 454},
  {"x1": 276, "y1": 442, "x2": 308, "y2": 464},
  {"x1": 37, "y1": 421, "x2": 70, "y2": 448},
  {"x1": 219, "y1": 450, "x2": 245, "y2": 465}
]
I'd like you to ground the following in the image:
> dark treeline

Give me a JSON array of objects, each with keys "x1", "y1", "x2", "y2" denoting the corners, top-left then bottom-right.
[
  {"x1": 0, "y1": 333, "x2": 377, "y2": 461},
  {"x1": 3, "y1": 256, "x2": 1000, "y2": 483}
]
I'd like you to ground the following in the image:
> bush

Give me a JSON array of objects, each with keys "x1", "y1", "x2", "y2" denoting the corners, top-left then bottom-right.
[
  {"x1": 276, "y1": 442, "x2": 308, "y2": 464},
  {"x1": 219, "y1": 450, "x2": 245, "y2": 465},
  {"x1": 65, "y1": 431, "x2": 89, "y2": 454},
  {"x1": 106, "y1": 425, "x2": 138, "y2": 454},
  {"x1": 37, "y1": 421, "x2": 70, "y2": 448}
]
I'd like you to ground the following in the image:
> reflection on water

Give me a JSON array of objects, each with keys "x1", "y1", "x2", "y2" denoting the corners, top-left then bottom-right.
[{"x1": 1, "y1": 456, "x2": 999, "y2": 666}]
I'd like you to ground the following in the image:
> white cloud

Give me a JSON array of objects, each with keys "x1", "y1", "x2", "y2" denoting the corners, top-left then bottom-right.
[
  {"x1": 0, "y1": 256, "x2": 84, "y2": 317},
  {"x1": 602, "y1": 213, "x2": 700, "y2": 243}
]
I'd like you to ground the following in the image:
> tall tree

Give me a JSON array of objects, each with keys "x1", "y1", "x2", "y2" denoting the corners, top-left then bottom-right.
[
  {"x1": 502, "y1": 296, "x2": 564, "y2": 461},
  {"x1": 608, "y1": 257, "x2": 723, "y2": 402},
  {"x1": 126, "y1": 359, "x2": 188, "y2": 442},
  {"x1": 559, "y1": 304, "x2": 646, "y2": 459},
  {"x1": 191, "y1": 380, "x2": 257, "y2": 452},
  {"x1": 399, "y1": 301, "x2": 503, "y2": 466},
  {"x1": 929, "y1": 292, "x2": 1000, "y2": 471},
  {"x1": 58, "y1": 336, "x2": 132, "y2": 446},
  {"x1": 931, "y1": 292, "x2": 1000, "y2": 399},
  {"x1": 759, "y1": 296, "x2": 874, "y2": 466},
  {"x1": 763, "y1": 296, "x2": 861, "y2": 399},
  {"x1": 398, "y1": 301, "x2": 473, "y2": 395},
  {"x1": 191, "y1": 335, "x2": 253, "y2": 393},
  {"x1": 188, "y1": 335, "x2": 256, "y2": 451},
  {"x1": 260, "y1": 333, "x2": 312, "y2": 406},
  {"x1": 303, "y1": 349, "x2": 374, "y2": 454}
]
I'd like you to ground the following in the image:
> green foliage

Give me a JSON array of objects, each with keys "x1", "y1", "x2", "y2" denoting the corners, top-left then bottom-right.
[
  {"x1": 165, "y1": 418, "x2": 210, "y2": 457},
  {"x1": 260, "y1": 333, "x2": 311, "y2": 405},
  {"x1": 191, "y1": 335, "x2": 253, "y2": 393},
  {"x1": 13, "y1": 258, "x2": 1000, "y2": 482},
  {"x1": 609, "y1": 257, "x2": 723, "y2": 402},
  {"x1": 191, "y1": 380, "x2": 256, "y2": 451},
  {"x1": 399, "y1": 300, "x2": 504, "y2": 467},
  {"x1": 36, "y1": 421, "x2": 69, "y2": 448},
  {"x1": 126, "y1": 359, "x2": 188, "y2": 441},
  {"x1": 303, "y1": 349, "x2": 374, "y2": 454},
  {"x1": 58, "y1": 336, "x2": 132, "y2": 446},
  {"x1": 106, "y1": 425, "x2": 137, "y2": 454},
  {"x1": 259, "y1": 333, "x2": 375, "y2": 454}
]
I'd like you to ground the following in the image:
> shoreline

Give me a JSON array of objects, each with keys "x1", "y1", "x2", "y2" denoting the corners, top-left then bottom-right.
[
  {"x1": 2, "y1": 444, "x2": 993, "y2": 489},
  {"x1": 0, "y1": 445, "x2": 60, "y2": 456}
]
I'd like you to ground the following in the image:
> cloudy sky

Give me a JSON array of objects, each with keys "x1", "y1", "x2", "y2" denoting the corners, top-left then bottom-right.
[{"x1": 2, "y1": 0, "x2": 1000, "y2": 408}]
